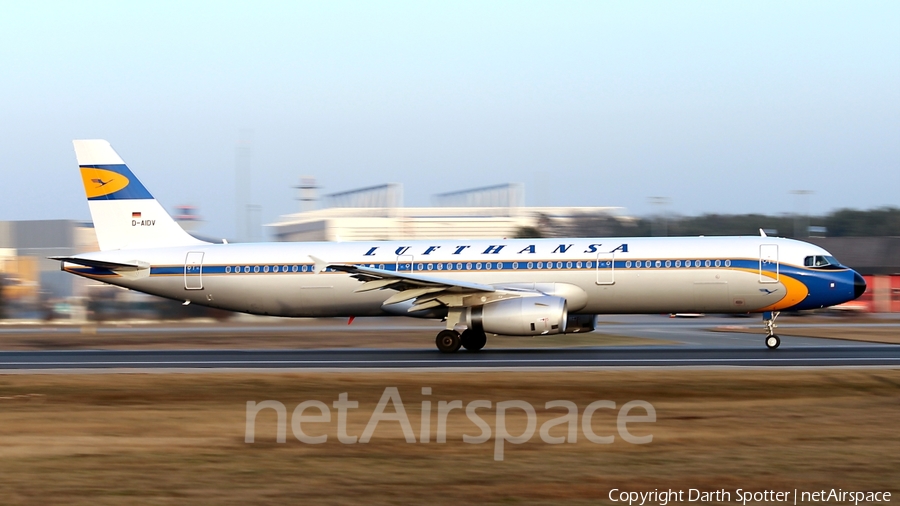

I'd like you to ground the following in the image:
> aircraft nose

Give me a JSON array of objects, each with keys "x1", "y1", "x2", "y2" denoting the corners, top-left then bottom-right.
[{"x1": 853, "y1": 272, "x2": 866, "y2": 299}]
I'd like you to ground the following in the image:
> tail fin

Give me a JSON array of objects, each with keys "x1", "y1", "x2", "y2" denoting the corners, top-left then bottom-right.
[{"x1": 74, "y1": 139, "x2": 207, "y2": 251}]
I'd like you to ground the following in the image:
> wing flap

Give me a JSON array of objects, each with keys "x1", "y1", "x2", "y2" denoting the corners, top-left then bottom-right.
[
  {"x1": 353, "y1": 278, "x2": 402, "y2": 293},
  {"x1": 382, "y1": 287, "x2": 446, "y2": 305},
  {"x1": 408, "y1": 299, "x2": 444, "y2": 312}
]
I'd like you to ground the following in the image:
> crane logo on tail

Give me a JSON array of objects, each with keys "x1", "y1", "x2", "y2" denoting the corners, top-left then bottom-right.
[{"x1": 80, "y1": 167, "x2": 130, "y2": 198}]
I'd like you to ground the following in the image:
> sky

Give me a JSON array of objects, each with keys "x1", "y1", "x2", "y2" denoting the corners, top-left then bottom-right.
[{"x1": 1, "y1": 1, "x2": 898, "y2": 240}]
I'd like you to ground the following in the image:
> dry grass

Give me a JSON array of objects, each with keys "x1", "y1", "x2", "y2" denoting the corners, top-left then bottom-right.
[{"x1": 0, "y1": 370, "x2": 898, "y2": 505}]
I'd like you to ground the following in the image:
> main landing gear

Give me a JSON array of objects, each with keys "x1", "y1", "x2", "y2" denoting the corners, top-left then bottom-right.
[
  {"x1": 435, "y1": 308, "x2": 488, "y2": 353},
  {"x1": 435, "y1": 330, "x2": 461, "y2": 353},
  {"x1": 435, "y1": 328, "x2": 488, "y2": 353},
  {"x1": 763, "y1": 311, "x2": 781, "y2": 350},
  {"x1": 460, "y1": 329, "x2": 487, "y2": 351}
]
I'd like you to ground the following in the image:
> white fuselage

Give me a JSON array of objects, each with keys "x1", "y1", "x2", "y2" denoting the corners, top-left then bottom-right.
[{"x1": 64, "y1": 236, "x2": 858, "y2": 318}]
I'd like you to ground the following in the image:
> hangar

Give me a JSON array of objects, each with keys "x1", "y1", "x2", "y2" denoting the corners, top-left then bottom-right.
[{"x1": 267, "y1": 183, "x2": 628, "y2": 242}]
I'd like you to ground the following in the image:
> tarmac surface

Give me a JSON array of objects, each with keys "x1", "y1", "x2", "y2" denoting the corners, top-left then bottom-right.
[{"x1": 0, "y1": 345, "x2": 899, "y2": 370}]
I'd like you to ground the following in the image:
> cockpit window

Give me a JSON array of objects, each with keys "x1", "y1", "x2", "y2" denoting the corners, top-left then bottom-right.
[{"x1": 803, "y1": 255, "x2": 845, "y2": 269}]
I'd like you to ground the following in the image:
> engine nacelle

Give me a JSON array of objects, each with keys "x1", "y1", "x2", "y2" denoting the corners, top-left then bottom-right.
[
  {"x1": 565, "y1": 314, "x2": 596, "y2": 333},
  {"x1": 465, "y1": 296, "x2": 568, "y2": 336}
]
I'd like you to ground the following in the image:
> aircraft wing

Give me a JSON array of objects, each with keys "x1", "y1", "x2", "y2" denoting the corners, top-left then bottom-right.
[{"x1": 325, "y1": 262, "x2": 497, "y2": 312}]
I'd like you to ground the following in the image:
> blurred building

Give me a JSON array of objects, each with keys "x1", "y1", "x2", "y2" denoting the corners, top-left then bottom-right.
[
  {"x1": 0, "y1": 220, "x2": 96, "y2": 299},
  {"x1": 268, "y1": 183, "x2": 627, "y2": 242}
]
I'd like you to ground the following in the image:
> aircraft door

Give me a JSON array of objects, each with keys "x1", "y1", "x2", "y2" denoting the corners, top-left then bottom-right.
[
  {"x1": 184, "y1": 251, "x2": 204, "y2": 290},
  {"x1": 759, "y1": 244, "x2": 779, "y2": 283},
  {"x1": 396, "y1": 254, "x2": 414, "y2": 273},
  {"x1": 596, "y1": 251, "x2": 615, "y2": 285}
]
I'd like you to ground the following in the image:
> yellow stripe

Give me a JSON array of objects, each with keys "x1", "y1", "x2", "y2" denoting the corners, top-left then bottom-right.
[
  {"x1": 734, "y1": 267, "x2": 809, "y2": 311},
  {"x1": 758, "y1": 273, "x2": 808, "y2": 311}
]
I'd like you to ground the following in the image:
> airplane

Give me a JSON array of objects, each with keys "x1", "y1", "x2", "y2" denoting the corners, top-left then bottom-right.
[{"x1": 54, "y1": 140, "x2": 867, "y2": 353}]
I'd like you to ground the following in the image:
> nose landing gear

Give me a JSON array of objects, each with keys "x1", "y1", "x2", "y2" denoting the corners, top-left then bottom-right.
[{"x1": 763, "y1": 311, "x2": 781, "y2": 349}]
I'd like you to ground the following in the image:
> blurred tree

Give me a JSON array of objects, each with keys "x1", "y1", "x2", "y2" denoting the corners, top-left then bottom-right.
[
  {"x1": 667, "y1": 214, "x2": 796, "y2": 237},
  {"x1": 514, "y1": 226, "x2": 544, "y2": 239},
  {"x1": 825, "y1": 207, "x2": 900, "y2": 236},
  {"x1": 536, "y1": 208, "x2": 900, "y2": 238}
]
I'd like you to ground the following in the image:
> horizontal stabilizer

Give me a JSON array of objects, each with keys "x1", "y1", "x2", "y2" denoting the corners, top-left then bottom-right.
[{"x1": 50, "y1": 256, "x2": 150, "y2": 272}]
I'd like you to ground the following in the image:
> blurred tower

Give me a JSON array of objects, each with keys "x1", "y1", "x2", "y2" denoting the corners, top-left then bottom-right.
[
  {"x1": 791, "y1": 190, "x2": 813, "y2": 238},
  {"x1": 174, "y1": 205, "x2": 202, "y2": 232},
  {"x1": 294, "y1": 176, "x2": 319, "y2": 213},
  {"x1": 235, "y1": 129, "x2": 254, "y2": 242},
  {"x1": 648, "y1": 196, "x2": 671, "y2": 237}
]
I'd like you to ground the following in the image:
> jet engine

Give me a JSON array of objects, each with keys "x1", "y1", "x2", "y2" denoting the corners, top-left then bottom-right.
[{"x1": 464, "y1": 296, "x2": 568, "y2": 336}]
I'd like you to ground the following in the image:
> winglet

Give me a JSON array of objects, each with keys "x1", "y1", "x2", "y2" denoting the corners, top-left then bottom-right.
[
  {"x1": 759, "y1": 228, "x2": 768, "y2": 237},
  {"x1": 309, "y1": 255, "x2": 330, "y2": 273}
]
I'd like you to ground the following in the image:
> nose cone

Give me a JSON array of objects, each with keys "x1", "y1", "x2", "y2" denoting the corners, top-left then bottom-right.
[{"x1": 853, "y1": 272, "x2": 866, "y2": 299}]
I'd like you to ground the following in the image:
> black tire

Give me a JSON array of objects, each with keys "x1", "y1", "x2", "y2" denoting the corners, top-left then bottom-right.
[
  {"x1": 460, "y1": 329, "x2": 487, "y2": 351},
  {"x1": 436, "y1": 330, "x2": 462, "y2": 353},
  {"x1": 765, "y1": 334, "x2": 781, "y2": 350}
]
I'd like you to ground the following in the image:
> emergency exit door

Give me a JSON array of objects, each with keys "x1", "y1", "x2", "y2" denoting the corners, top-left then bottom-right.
[
  {"x1": 184, "y1": 251, "x2": 204, "y2": 290},
  {"x1": 759, "y1": 244, "x2": 779, "y2": 284}
]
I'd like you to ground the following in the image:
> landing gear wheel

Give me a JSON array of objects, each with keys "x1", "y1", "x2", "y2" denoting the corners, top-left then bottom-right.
[
  {"x1": 460, "y1": 329, "x2": 487, "y2": 352},
  {"x1": 762, "y1": 311, "x2": 781, "y2": 350},
  {"x1": 436, "y1": 330, "x2": 462, "y2": 353}
]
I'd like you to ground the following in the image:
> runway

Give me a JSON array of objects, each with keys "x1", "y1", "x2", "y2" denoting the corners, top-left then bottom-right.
[
  {"x1": 1, "y1": 345, "x2": 899, "y2": 370},
  {"x1": 1, "y1": 315, "x2": 898, "y2": 370}
]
